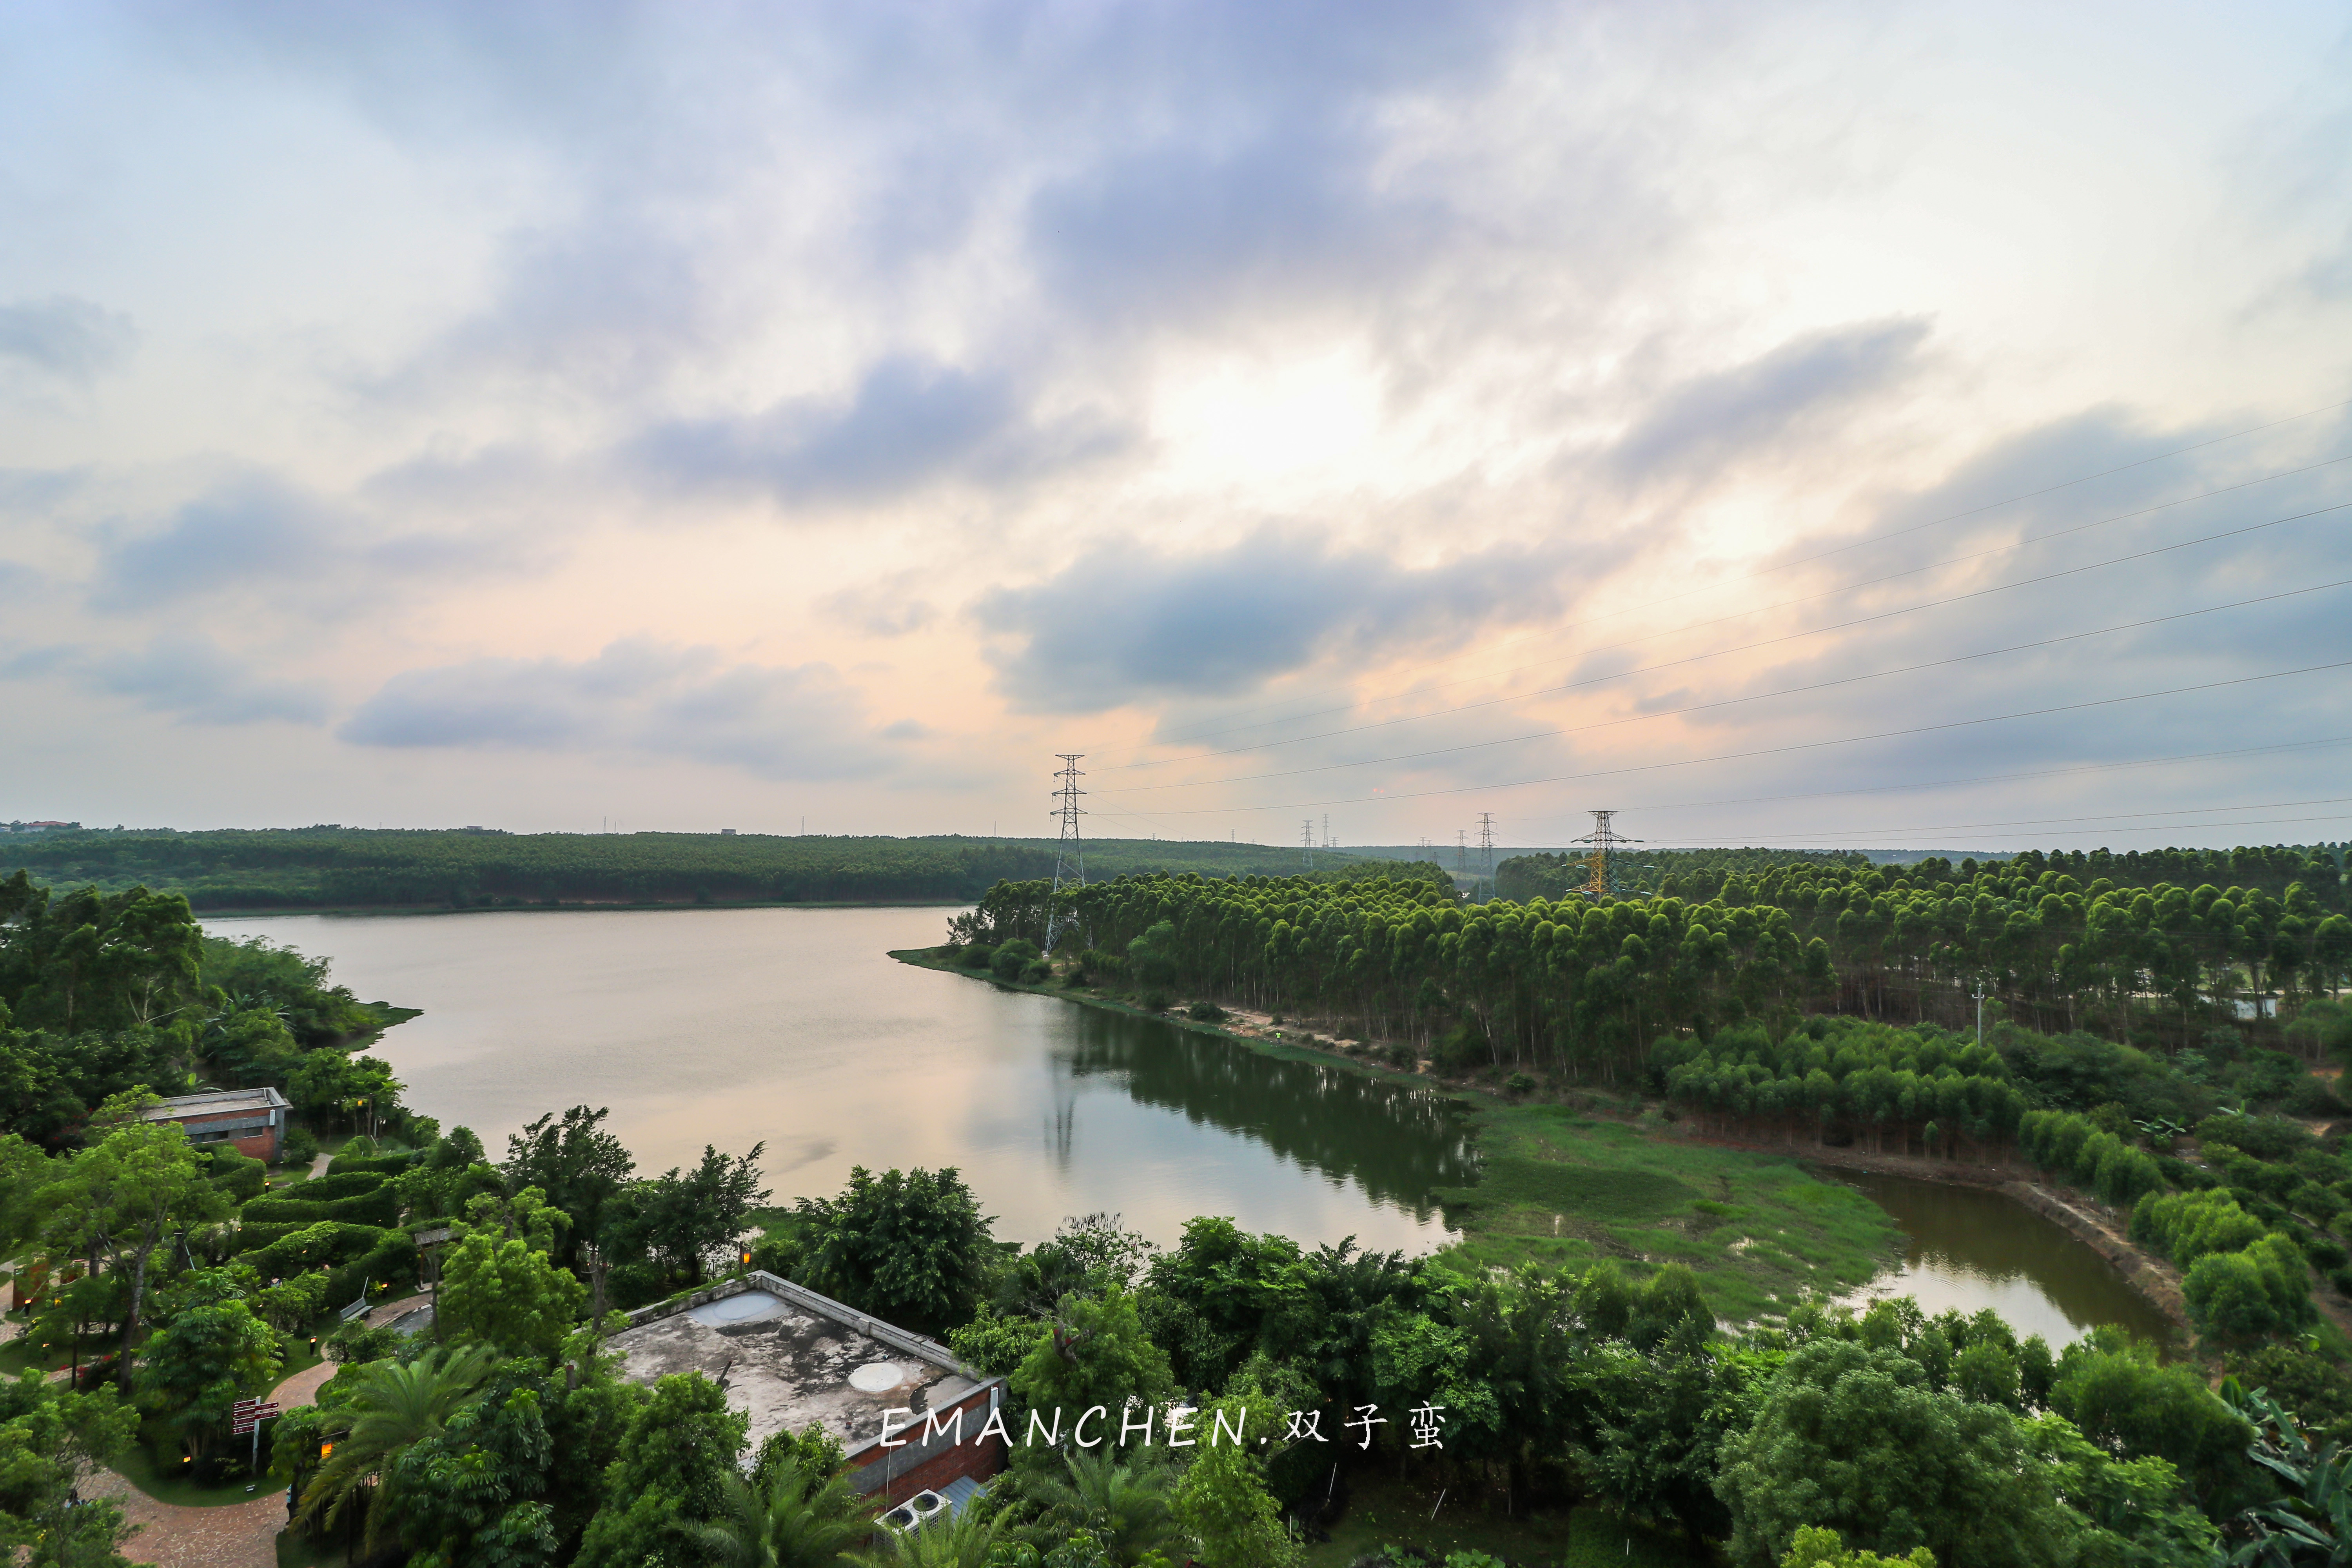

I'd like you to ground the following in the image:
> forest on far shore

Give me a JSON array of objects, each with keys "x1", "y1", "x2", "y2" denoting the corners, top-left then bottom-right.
[{"x1": 0, "y1": 826, "x2": 1362, "y2": 911}]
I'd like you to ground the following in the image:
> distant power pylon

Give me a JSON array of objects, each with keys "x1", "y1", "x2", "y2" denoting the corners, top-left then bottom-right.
[
  {"x1": 1045, "y1": 755, "x2": 1085, "y2": 951},
  {"x1": 1570, "y1": 809, "x2": 1643, "y2": 900},
  {"x1": 1477, "y1": 811, "x2": 1495, "y2": 875},
  {"x1": 1322, "y1": 813, "x2": 1332, "y2": 851},
  {"x1": 1301, "y1": 819, "x2": 1317, "y2": 868},
  {"x1": 1455, "y1": 830, "x2": 1468, "y2": 874}
]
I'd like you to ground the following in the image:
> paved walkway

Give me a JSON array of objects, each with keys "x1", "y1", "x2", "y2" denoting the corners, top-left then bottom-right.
[{"x1": 89, "y1": 1350, "x2": 339, "y2": 1566}]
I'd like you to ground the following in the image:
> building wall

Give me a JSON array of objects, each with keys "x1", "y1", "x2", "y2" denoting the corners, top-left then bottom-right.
[
  {"x1": 852, "y1": 1382, "x2": 1006, "y2": 1506},
  {"x1": 171, "y1": 1113, "x2": 282, "y2": 1161},
  {"x1": 870, "y1": 1428, "x2": 1005, "y2": 1506}
]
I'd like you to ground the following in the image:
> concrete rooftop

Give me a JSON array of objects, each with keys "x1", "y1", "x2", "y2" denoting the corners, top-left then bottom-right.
[{"x1": 608, "y1": 1281, "x2": 980, "y2": 1456}]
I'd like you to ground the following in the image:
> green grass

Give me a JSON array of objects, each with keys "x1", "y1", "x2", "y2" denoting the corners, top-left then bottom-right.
[
  {"x1": 1306, "y1": 1474, "x2": 1705, "y2": 1566},
  {"x1": 895, "y1": 947, "x2": 1904, "y2": 1323},
  {"x1": 1429, "y1": 1107, "x2": 1900, "y2": 1324}
]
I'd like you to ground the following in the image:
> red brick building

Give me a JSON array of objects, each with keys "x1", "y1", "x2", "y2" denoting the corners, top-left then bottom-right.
[{"x1": 139, "y1": 1087, "x2": 292, "y2": 1161}]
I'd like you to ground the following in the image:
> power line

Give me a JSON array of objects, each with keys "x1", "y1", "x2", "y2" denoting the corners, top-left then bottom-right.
[
  {"x1": 1103, "y1": 486, "x2": 2352, "y2": 774},
  {"x1": 1093, "y1": 409, "x2": 2352, "y2": 761},
  {"x1": 1103, "y1": 656, "x2": 2352, "y2": 816},
  {"x1": 1100, "y1": 573, "x2": 2352, "y2": 795}
]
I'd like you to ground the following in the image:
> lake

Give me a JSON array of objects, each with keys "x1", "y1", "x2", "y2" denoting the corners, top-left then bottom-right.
[
  {"x1": 207, "y1": 906, "x2": 2172, "y2": 1343},
  {"x1": 205, "y1": 906, "x2": 1466, "y2": 1252}
]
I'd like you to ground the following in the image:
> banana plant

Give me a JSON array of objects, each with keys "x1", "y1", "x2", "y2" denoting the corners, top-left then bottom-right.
[{"x1": 2225, "y1": 1379, "x2": 2352, "y2": 1566}]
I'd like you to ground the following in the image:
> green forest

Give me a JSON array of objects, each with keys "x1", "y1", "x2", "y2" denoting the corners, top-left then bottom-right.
[
  {"x1": 0, "y1": 826, "x2": 1354, "y2": 911},
  {"x1": 963, "y1": 842, "x2": 2352, "y2": 1071},
  {"x1": 11, "y1": 853, "x2": 2352, "y2": 1565}
]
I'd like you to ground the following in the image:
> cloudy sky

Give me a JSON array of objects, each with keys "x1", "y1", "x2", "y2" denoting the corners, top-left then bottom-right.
[{"x1": 4, "y1": 0, "x2": 2350, "y2": 853}]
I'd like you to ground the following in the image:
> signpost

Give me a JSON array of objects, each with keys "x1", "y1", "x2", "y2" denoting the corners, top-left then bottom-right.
[{"x1": 232, "y1": 1397, "x2": 280, "y2": 1477}]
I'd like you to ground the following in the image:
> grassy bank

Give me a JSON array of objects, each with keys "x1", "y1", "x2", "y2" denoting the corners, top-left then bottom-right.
[{"x1": 891, "y1": 947, "x2": 1902, "y2": 1321}]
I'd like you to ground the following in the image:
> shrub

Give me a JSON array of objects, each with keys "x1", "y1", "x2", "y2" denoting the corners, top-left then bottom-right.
[
  {"x1": 237, "y1": 1220, "x2": 389, "y2": 1275},
  {"x1": 241, "y1": 1186, "x2": 399, "y2": 1229},
  {"x1": 960, "y1": 944, "x2": 995, "y2": 969},
  {"x1": 1140, "y1": 991, "x2": 1170, "y2": 1013},
  {"x1": 323, "y1": 1320, "x2": 403, "y2": 1364},
  {"x1": 2132, "y1": 1188, "x2": 2267, "y2": 1269},
  {"x1": 990, "y1": 939, "x2": 1042, "y2": 982},
  {"x1": 202, "y1": 1146, "x2": 267, "y2": 1203},
  {"x1": 2296, "y1": 1231, "x2": 2347, "y2": 1271},
  {"x1": 1018, "y1": 960, "x2": 1051, "y2": 983},
  {"x1": 2183, "y1": 1233, "x2": 2316, "y2": 1343},
  {"x1": 2091, "y1": 1141, "x2": 2165, "y2": 1209},
  {"x1": 1186, "y1": 1001, "x2": 1227, "y2": 1022},
  {"x1": 293, "y1": 1171, "x2": 391, "y2": 1203},
  {"x1": 1503, "y1": 1073, "x2": 1537, "y2": 1098},
  {"x1": 280, "y1": 1125, "x2": 320, "y2": 1167},
  {"x1": 326, "y1": 1150, "x2": 421, "y2": 1177},
  {"x1": 1385, "y1": 1044, "x2": 1416, "y2": 1070}
]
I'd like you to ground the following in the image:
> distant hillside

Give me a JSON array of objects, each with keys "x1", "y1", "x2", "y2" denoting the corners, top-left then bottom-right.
[{"x1": 0, "y1": 827, "x2": 1357, "y2": 911}]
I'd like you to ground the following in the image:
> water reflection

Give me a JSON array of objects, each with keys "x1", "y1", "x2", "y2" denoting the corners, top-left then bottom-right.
[
  {"x1": 200, "y1": 907, "x2": 1456, "y2": 1252},
  {"x1": 1831, "y1": 1169, "x2": 2179, "y2": 1350},
  {"x1": 1059, "y1": 1008, "x2": 1476, "y2": 1212}
]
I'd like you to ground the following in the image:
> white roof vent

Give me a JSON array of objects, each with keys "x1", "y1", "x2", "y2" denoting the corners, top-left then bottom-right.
[{"x1": 848, "y1": 1361, "x2": 904, "y2": 1394}]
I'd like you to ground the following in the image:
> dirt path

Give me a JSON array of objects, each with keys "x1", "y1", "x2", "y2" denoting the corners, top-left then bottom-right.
[{"x1": 89, "y1": 1345, "x2": 345, "y2": 1566}]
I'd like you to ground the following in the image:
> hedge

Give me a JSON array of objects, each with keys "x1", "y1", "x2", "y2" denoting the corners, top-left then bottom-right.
[
  {"x1": 327, "y1": 1150, "x2": 422, "y2": 1177},
  {"x1": 287, "y1": 1171, "x2": 390, "y2": 1203},
  {"x1": 201, "y1": 1147, "x2": 267, "y2": 1204},
  {"x1": 240, "y1": 1187, "x2": 398, "y2": 1229},
  {"x1": 235, "y1": 1220, "x2": 390, "y2": 1274},
  {"x1": 323, "y1": 1230, "x2": 419, "y2": 1307}
]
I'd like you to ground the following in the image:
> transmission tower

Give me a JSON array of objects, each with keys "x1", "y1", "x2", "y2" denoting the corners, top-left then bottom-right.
[
  {"x1": 1322, "y1": 813, "x2": 1331, "y2": 851},
  {"x1": 1455, "y1": 830, "x2": 1467, "y2": 874},
  {"x1": 1570, "y1": 809, "x2": 1644, "y2": 900},
  {"x1": 1477, "y1": 811, "x2": 1495, "y2": 874},
  {"x1": 1044, "y1": 755, "x2": 1085, "y2": 951}
]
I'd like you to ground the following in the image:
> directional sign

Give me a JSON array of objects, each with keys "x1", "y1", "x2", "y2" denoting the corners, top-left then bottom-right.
[{"x1": 230, "y1": 1401, "x2": 280, "y2": 1436}]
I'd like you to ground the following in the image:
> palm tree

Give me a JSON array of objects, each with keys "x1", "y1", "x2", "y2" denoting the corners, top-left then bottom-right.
[
  {"x1": 1022, "y1": 1447, "x2": 1175, "y2": 1566},
  {"x1": 686, "y1": 1458, "x2": 871, "y2": 1568},
  {"x1": 295, "y1": 1343, "x2": 498, "y2": 1543},
  {"x1": 850, "y1": 1500, "x2": 1004, "y2": 1568}
]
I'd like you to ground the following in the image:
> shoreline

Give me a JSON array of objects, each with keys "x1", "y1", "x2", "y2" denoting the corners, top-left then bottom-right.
[
  {"x1": 889, "y1": 946, "x2": 2196, "y2": 1334},
  {"x1": 202, "y1": 898, "x2": 973, "y2": 920}
]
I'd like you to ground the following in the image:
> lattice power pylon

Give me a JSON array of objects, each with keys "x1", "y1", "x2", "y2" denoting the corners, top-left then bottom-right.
[
  {"x1": 1570, "y1": 809, "x2": 1643, "y2": 900},
  {"x1": 1044, "y1": 754, "x2": 1085, "y2": 951},
  {"x1": 1477, "y1": 811, "x2": 1496, "y2": 875}
]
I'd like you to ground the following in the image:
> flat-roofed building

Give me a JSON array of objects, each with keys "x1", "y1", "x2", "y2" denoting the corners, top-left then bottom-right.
[
  {"x1": 139, "y1": 1087, "x2": 292, "y2": 1161},
  {"x1": 608, "y1": 1271, "x2": 1007, "y2": 1511}
]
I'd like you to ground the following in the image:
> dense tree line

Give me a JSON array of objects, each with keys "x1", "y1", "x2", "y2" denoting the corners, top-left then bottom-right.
[
  {"x1": 0, "y1": 871, "x2": 401, "y2": 1147},
  {"x1": 1, "y1": 828, "x2": 1352, "y2": 911},
  {"x1": 960, "y1": 846, "x2": 2352, "y2": 1084}
]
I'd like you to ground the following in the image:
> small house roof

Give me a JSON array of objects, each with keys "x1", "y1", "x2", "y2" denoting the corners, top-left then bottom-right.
[{"x1": 140, "y1": 1087, "x2": 292, "y2": 1119}]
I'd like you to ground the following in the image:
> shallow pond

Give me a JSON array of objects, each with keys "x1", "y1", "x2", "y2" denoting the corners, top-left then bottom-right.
[{"x1": 1831, "y1": 1167, "x2": 2177, "y2": 1348}]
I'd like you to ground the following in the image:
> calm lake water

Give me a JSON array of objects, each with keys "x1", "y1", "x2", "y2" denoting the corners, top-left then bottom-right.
[
  {"x1": 1833, "y1": 1168, "x2": 2178, "y2": 1348},
  {"x1": 207, "y1": 907, "x2": 2171, "y2": 1342},
  {"x1": 205, "y1": 906, "x2": 1466, "y2": 1251}
]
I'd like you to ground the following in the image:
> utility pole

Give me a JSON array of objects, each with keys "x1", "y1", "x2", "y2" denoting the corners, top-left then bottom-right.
[
  {"x1": 1045, "y1": 755, "x2": 1085, "y2": 952},
  {"x1": 1570, "y1": 810, "x2": 1642, "y2": 900},
  {"x1": 1477, "y1": 812, "x2": 1495, "y2": 875}
]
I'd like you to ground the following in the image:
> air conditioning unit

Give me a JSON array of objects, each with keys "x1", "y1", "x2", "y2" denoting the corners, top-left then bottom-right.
[{"x1": 880, "y1": 1491, "x2": 949, "y2": 1534}]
